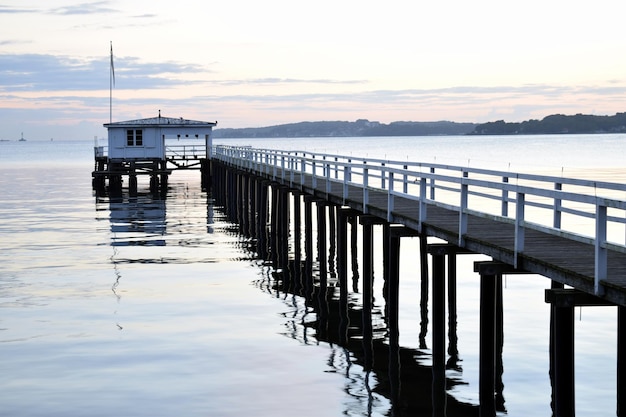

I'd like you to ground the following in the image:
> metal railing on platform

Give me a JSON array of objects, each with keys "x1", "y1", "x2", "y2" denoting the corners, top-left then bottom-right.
[
  {"x1": 92, "y1": 145, "x2": 206, "y2": 159},
  {"x1": 166, "y1": 145, "x2": 206, "y2": 159},
  {"x1": 94, "y1": 146, "x2": 107, "y2": 158},
  {"x1": 212, "y1": 144, "x2": 626, "y2": 296}
]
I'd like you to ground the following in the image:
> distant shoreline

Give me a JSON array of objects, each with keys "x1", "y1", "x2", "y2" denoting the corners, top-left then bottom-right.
[{"x1": 213, "y1": 112, "x2": 626, "y2": 138}]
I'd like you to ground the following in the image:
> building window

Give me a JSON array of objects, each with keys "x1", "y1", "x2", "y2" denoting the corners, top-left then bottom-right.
[{"x1": 126, "y1": 129, "x2": 143, "y2": 146}]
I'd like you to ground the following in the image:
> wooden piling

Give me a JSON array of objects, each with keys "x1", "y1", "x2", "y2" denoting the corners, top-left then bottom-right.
[
  {"x1": 317, "y1": 202, "x2": 329, "y2": 337},
  {"x1": 129, "y1": 174, "x2": 137, "y2": 196},
  {"x1": 349, "y1": 214, "x2": 359, "y2": 293},
  {"x1": 553, "y1": 300, "x2": 575, "y2": 417},
  {"x1": 387, "y1": 225, "x2": 401, "y2": 412},
  {"x1": 359, "y1": 215, "x2": 377, "y2": 371},
  {"x1": 478, "y1": 267, "x2": 497, "y2": 417},
  {"x1": 270, "y1": 184, "x2": 279, "y2": 265},
  {"x1": 495, "y1": 273, "x2": 505, "y2": 413},
  {"x1": 257, "y1": 180, "x2": 269, "y2": 260},
  {"x1": 447, "y1": 249, "x2": 459, "y2": 364},
  {"x1": 278, "y1": 186, "x2": 290, "y2": 276},
  {"x1": 619, "y1": 306, "x2": 625, "y2": 416},
  {"x1": 241, "y1": 174, "x2": 250, "y2": 236},
  {"x1": 200, "y1": 158, "x2": 212, "y2": 190},
  {"x1": 292, "y1": 192, "x2": 303, "y2": 293},
  {"x1": 337, "y1": 207, "x2": 349, "y2": 345},
  {"x1": 303, "y1": 195, "x2": 314, "y2": 302},
  {"x1": 419, "y1": 234, "x2": 429, "y2": 349},
  {"x1": 429, "y1": 244, "x2": 448, "y2": 416},
  {"x1": 545, "y1": 288, "x2": 617, "y2": 417}
]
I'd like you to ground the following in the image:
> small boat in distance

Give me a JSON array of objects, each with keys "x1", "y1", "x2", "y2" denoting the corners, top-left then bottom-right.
[{"x1": 19, "y1": 132, "x2": 26, "y2": 142}]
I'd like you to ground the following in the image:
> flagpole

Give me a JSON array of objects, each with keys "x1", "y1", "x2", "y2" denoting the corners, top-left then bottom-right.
[{"x1": 110, "y1": 41, "x2": 114, "y2": 123}]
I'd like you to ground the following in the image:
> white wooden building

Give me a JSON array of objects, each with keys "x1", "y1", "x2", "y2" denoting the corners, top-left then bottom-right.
[
  {"x1": 93, "y1": 113, "x2": 218, "y2": 194},
  {"x1": 103, "y1": 114, "x2": 217, "y2": 161}
]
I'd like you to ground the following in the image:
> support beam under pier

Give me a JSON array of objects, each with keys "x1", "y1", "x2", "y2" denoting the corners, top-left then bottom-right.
[
  {"x1": 474, "y1": 261, "x2": 520, "y2": 417},
  {"x1": 545, "y1": 288, "x2": 619, "y2": 417},
  {"x1": 359, "y1": 215, "x2": 385, "y2": 371}
]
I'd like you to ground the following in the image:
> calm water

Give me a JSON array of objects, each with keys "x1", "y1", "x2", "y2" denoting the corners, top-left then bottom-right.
[{"x1": 1, "y1": 135, "x2": 624, "y2": 416}]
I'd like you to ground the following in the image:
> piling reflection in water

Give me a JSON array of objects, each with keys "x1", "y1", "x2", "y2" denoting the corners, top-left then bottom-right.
[
  {"x1": 211, "y1": 167, "x2": 484, "y2": 416},
  {"x1": 105, "y1": 194, "x2": 167, "y2": 247}
]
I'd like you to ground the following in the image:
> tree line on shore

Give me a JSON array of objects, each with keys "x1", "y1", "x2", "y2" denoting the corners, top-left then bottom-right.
[{"x1": 212, "y1": 112, "x2": 626, "y2": 138}]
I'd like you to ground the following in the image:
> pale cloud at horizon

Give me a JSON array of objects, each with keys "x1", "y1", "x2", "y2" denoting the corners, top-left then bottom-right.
[{"x1": 2, "y1": 0, "x2": 626, "y2": 140}]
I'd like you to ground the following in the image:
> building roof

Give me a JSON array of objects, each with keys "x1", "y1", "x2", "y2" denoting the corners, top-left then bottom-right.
[{"x1": 104, "y1": 115, "x2": 217, "y2": 128}]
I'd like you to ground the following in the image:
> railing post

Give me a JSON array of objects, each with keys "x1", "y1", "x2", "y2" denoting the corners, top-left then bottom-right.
[
  {"x1": 325, "y1": 162, "x2": 331, "y2": 195},
  {"x1": 403, "y1": 164, "x2": 408, "y2": 194},
  {"x1": 430, "y1": 167, "x2": 436, "y2": 200},
  {"x1": 273, "y1": 154, "x2": 277, "y2": 180},
  {"x1": 554, "y1": 183, "x2": 562, "y2": 229},
  {"x1": 501, "y1": 176, "x2": 509, "y2": 217},
  {"x1": 419, "y1": 177, "x2": 427, "y2": 233},
  {"x1": 595, "y1": 203, "x2": 607, "y2": 295},
  {"x1": 387, "y1": 172, "x2": 394, "y2": 222},
  {"x1": 363, "y1": 165, "x2": 369, "y2": 214},
  {"x1": 514, "y1": 192, "x2": 525, "y2": 269},
  {"x1": 343, "y1": 163, "x2": 350, "y2": 202},
  {"x1": 281, "y1": 155, "x2": 285, "y2": 182},
  {"x1": 312, "y1": 158, "x2": 317, "y2": 189},
  {"x1": 341, "y1": 166, "x2": 350, "y2": 204},
  {"x1": 334, "y1": 157, "x2": 339, "y2": 179},
  {"x1": 458, "y1": 171, "x2": 469, "y2": 246},
  {"x1": 300, "y1": 154, "x2": 305, "y2": 190},
  {"x1": 381, "y1": 162, "x2": 386, "y2": 189}
]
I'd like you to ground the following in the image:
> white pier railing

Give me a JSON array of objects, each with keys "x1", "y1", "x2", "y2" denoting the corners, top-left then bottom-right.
[
  {"x1": 213, "y1": 144, "x2": 626, "y2": 296},
  {"x1": 93, "y1": 145, "x2": 206, "y2": 159}
]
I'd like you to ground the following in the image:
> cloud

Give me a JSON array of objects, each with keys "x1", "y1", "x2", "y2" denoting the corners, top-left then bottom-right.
[
  {"x1": 213, "y1": 78, "x2": 367, "y2": 87},
  {"x1": 0, "y1": 1, "x2": 118, "y2": 15},
  {"x1": 0, "y1": 5, "x2": 37, "y2": 13},
  {"x1": 189, "y1": 85, "x2": 598, "y2": 105},
  {"x1": 48, "y1": 1, "x2": 119, "y2": 15},
  {"x1": 0, "y1": 39, "x2": 31, "y2": 46},
  {"x1": 0, "y1": 53, "x2": 212, "y2": 92}
]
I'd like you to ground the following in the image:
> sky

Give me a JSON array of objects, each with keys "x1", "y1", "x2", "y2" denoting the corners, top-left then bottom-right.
[{"x1": 2, "y1": 0, "x2": 626, "y2": 140}]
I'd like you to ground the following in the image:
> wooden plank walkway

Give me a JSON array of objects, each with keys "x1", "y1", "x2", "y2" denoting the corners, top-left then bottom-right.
[{"x1": 228, "y1": 162, "x2": 626, "y2": 307}]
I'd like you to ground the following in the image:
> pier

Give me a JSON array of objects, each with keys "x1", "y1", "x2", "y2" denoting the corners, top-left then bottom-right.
[{"x1": 205, "y1": 145, "x2": 626, "y2": 417}]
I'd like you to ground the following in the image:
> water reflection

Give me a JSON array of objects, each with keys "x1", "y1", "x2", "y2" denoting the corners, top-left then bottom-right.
[
  {"x1": 108, "y1": 194, "x2": 167, "y2": 246},
  {"x1": 95, "y1": 173, "x2": 484, "y2": 415},
  {"x1": 95, "y1": 182, "x2": 218, "y2": 251},
  {"x1": 222, "y1": 186, "x2": 480, "y2": 416}
]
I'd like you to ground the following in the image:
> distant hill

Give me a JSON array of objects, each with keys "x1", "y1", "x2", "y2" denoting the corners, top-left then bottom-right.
[
  {"x1": 213, "y1": 119, "x2": 477, "y2": 138},
  {"x1": 470, "y1": 112, "x2": 626, "y2": 135},
  {"x1": 213, "y1": 112, "x2": 626, "y2": 138}
]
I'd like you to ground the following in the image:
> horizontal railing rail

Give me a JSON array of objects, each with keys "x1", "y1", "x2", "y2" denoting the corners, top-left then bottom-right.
[
  {"x1": 166, "y1": 145, "x2": 206, "y2": 159},
  {"x1": 212, "y1": 144, "x2": 626, "y2": 296},
  {"x1": 93, "y1": 145, "x2": 206, "y2": 159}
]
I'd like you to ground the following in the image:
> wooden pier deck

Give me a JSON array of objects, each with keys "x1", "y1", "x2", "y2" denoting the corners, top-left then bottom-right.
[{"x1": 213, "y1": 145, "x2": 626, "y2": 307}]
